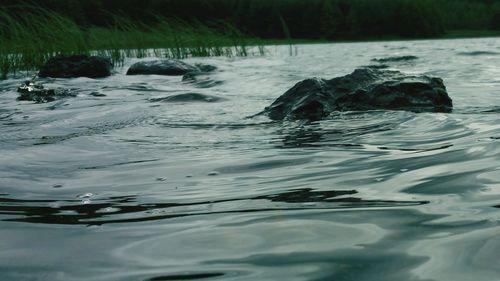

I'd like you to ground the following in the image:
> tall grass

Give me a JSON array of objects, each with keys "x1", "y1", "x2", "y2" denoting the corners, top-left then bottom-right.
[{"x1": 0, "y1": 6, "x2": 265, "y2": 79}]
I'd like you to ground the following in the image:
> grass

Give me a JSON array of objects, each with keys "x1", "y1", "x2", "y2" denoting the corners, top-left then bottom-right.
[
  {"x1": 0, "y1": 6, "x2": 267, "y2": 79},
  {"x1": 3, "y1": 4, "x2": 500, "y2": 80}
]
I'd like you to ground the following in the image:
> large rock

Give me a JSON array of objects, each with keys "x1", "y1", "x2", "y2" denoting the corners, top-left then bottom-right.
[
  {"x1": 17, "y1": 81, "x2": 76, "y2": 103},
  {"x1": 38, "y1": 55, "x2": 112, "y2": 78},
  {"x1": 127, "y1": 60, "x2": 203, "y2": 76},
  {"x1": 261, "y1": 69, "x2": 452, "y2": 121}
]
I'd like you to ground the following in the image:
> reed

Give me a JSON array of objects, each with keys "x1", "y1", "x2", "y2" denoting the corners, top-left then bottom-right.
[{"x1": 0, "y1": 6, "x2": 264, "y2": 79}]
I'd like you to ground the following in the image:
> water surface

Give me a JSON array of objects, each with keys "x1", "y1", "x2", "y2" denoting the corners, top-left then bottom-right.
[{"x1": 1, "y1": 38, "x2": 500, "y2": 281}]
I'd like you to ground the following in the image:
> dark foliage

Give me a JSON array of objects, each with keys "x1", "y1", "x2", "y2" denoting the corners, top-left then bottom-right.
[{"x1": 2, "y1": 0, "x2": 500, "y2": 39}]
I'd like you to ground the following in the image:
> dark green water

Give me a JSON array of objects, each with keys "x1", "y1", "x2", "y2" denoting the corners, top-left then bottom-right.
[{"x1": 0, "y1": 38, "x2": 499, "y2": 281}]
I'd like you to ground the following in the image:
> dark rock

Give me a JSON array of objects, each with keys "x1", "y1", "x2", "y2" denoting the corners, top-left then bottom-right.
[
  {"x1": 457, "y1": 51, "x2": 500, "y2": 56},
  {"x1": 89, "y1": 92, "x2": 106, "y2": 97},
  {"x1": 182, "y1": 71, "x2": 223, "y2": 88},
  {"x1": 260, "y1": 68, "x2": 452, "y2": 121},
  {"x1": 127, "y1": 60, "x2": 200, "y2": 76},
  {"x1": 182, "y1": 71, "x2": 207, "y2": 82},
  {"x1": 149, "y1": 93, "x2": 225, "y2": 103},
  {"x1": 363, "y1": 64, "x2": 390, "y2": 70},
  {"x1": 195, "y1": 63, "x2": 217, "y2": 72},
  {"x1": 38, "y1": 55, "x2": 112, "y2": 78},
  {"x1": 371, "y1": 55, "x2": 418, "y2": 63},
  {"x1": 17, "y1": 81, "x2": 76, "y2": 103}
]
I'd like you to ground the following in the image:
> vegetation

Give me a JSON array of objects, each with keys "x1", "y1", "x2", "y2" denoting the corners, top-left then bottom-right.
[
  {"x1": 0, "y1": 6, "x2": 263, "y2": 79},
  {"x1": 3, "y1": 0, "x2": 500, "y2": 78}
]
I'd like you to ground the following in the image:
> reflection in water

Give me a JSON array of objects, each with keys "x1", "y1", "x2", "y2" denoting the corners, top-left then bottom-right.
[
  {"x1": 277, "y1": 117, "x2": 397, "y2": 148},
  {"x1": 148, "y1": 273, "x2": 225, "y2": 281},
  {"x1": 0, "y1": 189, "x2": 427, "y2": 225}
]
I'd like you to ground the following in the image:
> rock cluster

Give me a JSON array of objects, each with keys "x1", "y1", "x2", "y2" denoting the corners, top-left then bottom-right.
[{"x1": 17, "y1": 81, "x2": 75, "y2": 103}]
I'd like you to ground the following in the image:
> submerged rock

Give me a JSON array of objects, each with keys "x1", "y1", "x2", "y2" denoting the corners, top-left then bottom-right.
[
  {"x1": 371, "y1": 55, "x2": 418, "y2": 63},
  {"x1": 195, "y1": 63, "x2": 217, "y2": 73},
  {"x1": 182, "y1": 71, "x2": 223, "y2": 88},
  {"x1": 126, "y1": 60, "x2": 215, "y2": 76},
  {"x1": 38, "y1": 55, "x2": 112, "y2": 78},
  {"x1": 149, "y1": 93, "x2": 225, "y2": 103},
  {"x1": 17, "y1": 81, "x2": 76, "y2": 103},
  {"x1": 457, "y1": 51, "x2": 500, "y2": 56},
  {"x1": 363, "y1": 64, "x2": 390, "y2": 70},
  {"x1": 260, "y1": 68, "x2": 452, "y2": 121}
]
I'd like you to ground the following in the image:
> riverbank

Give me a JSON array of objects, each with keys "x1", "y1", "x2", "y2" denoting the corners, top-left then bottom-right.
[
  {"x1": 0, "y1": 7, "x2": 265, "y2": 79},
  {"x1": 2, "y1": 5, "x2": 500, "y2": 80}
]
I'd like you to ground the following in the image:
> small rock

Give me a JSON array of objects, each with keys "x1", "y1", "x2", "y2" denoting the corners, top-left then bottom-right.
[
  {"x1": 195, "y1": 63, "x2": 217, "y2": 72},
  {"x1": 182, "y1": 72, "x2": 223, "y2": 88},
  {"x1": 17, "y1": 81, "x2": 76, "y2": 103},
  {"x1": 126, "y1": 60, "x2": 198, "y2": 76},
  {"x1": 457, "y1": 51, "x2": 499, "y2": 56},
  {"x1": 371, "y1": 55, "x2": 418, "y2": 63},
  {"x1": 126, "y1": 60, "x2": 217, "y2": 76},
  {"x1": 89, "y1": 92, "x2": 106, "y2": 97},
  {"x1": 38, "y1": 55, "x2": 112, "y2": 78},
  {"x1": 149, "y1": 93, "x2": 225, "y2": 103}
]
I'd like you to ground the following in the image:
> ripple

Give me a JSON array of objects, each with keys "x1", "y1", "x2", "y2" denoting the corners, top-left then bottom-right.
[
  {"x1": 0, "y1": 189, "x2": 428, "y2": 225},
  {"x1": 148, "y1": 273, "x2": 225, "y2": 281},
  {"x1": 1, "y1": 39, "x2": 500, "y2": 281}
]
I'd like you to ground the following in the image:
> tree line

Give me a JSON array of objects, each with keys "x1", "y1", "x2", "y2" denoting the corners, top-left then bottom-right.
[{"x1": 3, "y1": 0, "x2": 500, "y2": 39}]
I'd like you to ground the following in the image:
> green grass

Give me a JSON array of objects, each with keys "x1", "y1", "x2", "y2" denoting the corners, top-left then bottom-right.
[{"x1": 0, "y1": 6, "x2": 266, "y2": 79}]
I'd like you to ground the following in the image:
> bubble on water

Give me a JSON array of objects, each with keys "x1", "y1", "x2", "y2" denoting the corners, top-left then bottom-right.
[
  {"x1": 375, "y1": 178, "x2": 384, "y2": 182},
  {"x1": 302, "y1": 202, "x2": 317, "y2": 207},
  {"x1": 96, "y1": 207, "x2": 120, "y2": 213},
  {"x1": 57, "y1": 210, "x2": 79, "y2": 215},
  {"x1": 77, "y1": 193, "x2": 94, "y2": 199},
  {"x1": 146, "y1": 208, "x2": 163, "y2": 214},
  {"x1": 49, "y1": 202, "x2": 61, "y2": 208},
  {"x1": 400, "y1": 168, "x2": 409, "y2": 172}
]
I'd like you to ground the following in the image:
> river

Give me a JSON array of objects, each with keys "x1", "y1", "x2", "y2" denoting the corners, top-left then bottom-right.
[{"x1": 1, "y1": 38, "x2": 499, "y2": 281}]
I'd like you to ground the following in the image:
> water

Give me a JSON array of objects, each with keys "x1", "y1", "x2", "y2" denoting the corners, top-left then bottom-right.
[{"x1": 1, "y1": 38, "x2": 499, "y2": 281}]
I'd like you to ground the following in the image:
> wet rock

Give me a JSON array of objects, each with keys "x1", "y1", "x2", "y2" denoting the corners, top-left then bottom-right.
[
  {"x1": 126, "y1": 60, "x2": 214, "y2": 76},
  {"x1": 17, "y1": 81, "x2": 76, "y2": 103},
  {"x1": 195, "y1": 63, "x2": 217, "y2": 72},
  {"x1": 363, "y1": 64, "x2": 390, "y2": 70},
  {"x1": 260, "y1": 68, "x2": 452, "y2": 121},
  {"x1": 182, "y1": 71, "x2": 222, "y2": 88},
  {"x1": 371, "y1": 55, "x2": 418, "y2": 63},
  {"x1": 38, "y1": 55, "x2": 112, "y2": 78},
  {"x1": 149, "y1": 93, "x2": 225, "y2": 103},
  {"x1": 89, "y1": 92, "x2": 106, "y2": 97},
  {"x1": 457, "y1": 51, "x2": 500, "y2": 56}
]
